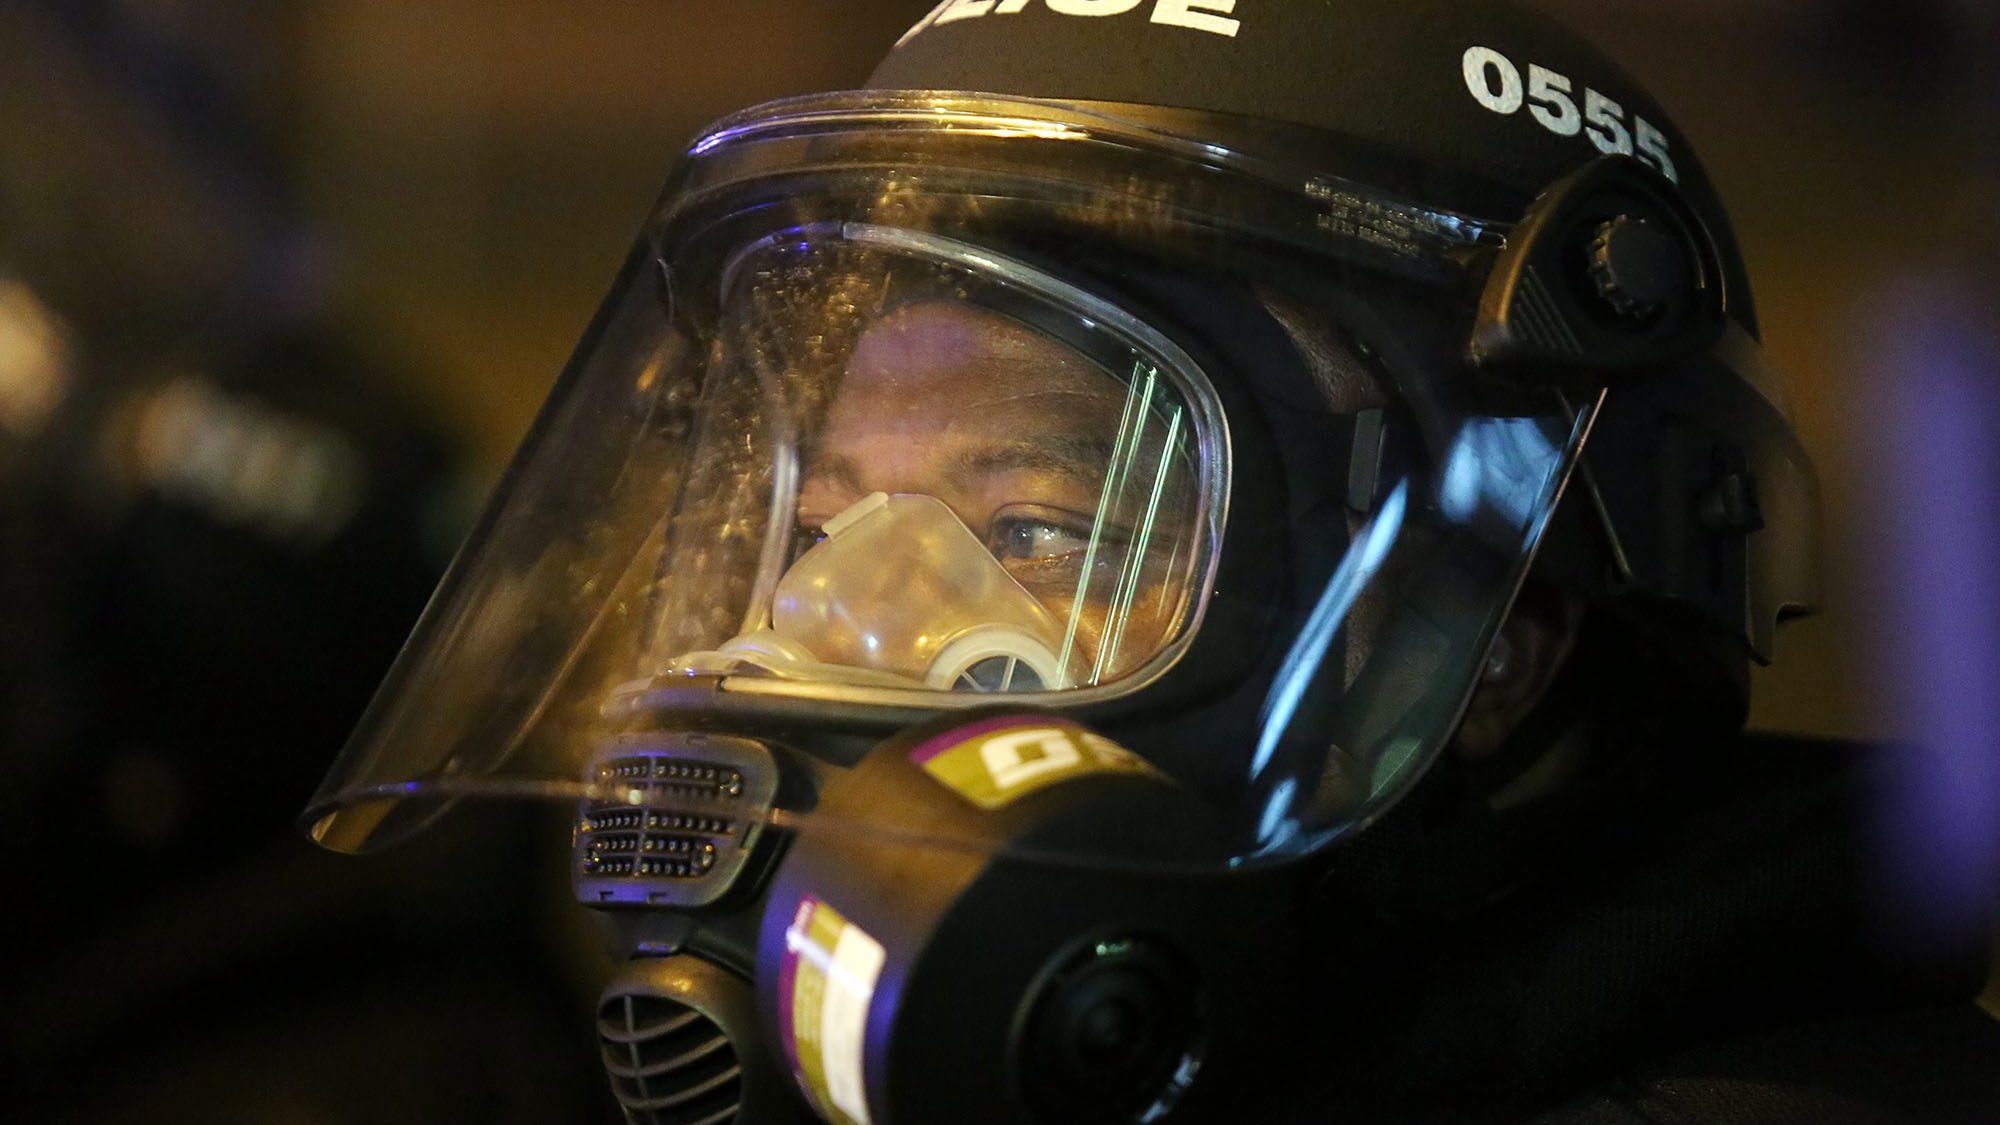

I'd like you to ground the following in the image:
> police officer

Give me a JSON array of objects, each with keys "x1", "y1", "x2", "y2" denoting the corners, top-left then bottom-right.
[{"x1": 306, "y1": 2, "x2": 2000, "y2": 1121}]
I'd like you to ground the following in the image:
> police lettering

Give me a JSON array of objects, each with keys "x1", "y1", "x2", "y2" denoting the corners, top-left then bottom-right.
[{"x1": 898, "y1": 0, "x2": 1240, "y2": 47}]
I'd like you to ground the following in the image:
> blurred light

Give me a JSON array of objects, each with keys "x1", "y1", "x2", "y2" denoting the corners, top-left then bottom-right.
[
  {"x1": 127, "y1": 376, "x2": 367, "y2": 545},
  {"x1": 0, "y1": 279, "x2": 73, "y2": 439},
  {"x1": 1858, "y1": 274, "x2": 2000, "y2": 944}
]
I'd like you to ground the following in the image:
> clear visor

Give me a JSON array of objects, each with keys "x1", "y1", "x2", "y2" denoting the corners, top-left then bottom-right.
[{"x1": 305, "y1": 93, "x2": 1596, "y2": 869}]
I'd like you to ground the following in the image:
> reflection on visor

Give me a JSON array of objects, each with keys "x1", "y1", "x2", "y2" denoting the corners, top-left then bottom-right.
[
  {"x1": 650, "y1": 225, "x2": 1219, "y2": 699},
  {"x1": 300, "y1": 93, "x2": 1613, "y2": 865}
]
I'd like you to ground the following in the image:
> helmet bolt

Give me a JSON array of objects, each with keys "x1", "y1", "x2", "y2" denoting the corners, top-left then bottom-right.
[{"x1": 1586, "y1": 215, "x2": 1687, "y2": 323}]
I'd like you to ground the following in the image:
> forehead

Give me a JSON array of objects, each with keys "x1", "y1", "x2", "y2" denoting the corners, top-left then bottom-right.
[{"x1": 838, "y1": 299, "x2": 1126, "y2": 413}]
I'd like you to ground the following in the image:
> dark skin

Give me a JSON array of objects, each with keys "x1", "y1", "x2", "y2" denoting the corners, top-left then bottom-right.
[
  {"x1": 798, "y1": 299, "x2": 1191, "y2": 683},
  {"x1": 1455, "y1": 589, "x2": 1582, "y2": 762},
  {"x1": 798, "y1": 297, "x2": 1579, "y2": 751},
  {"x1": 1259, "y1": 288, "x2": 1584, "y2": 761}
]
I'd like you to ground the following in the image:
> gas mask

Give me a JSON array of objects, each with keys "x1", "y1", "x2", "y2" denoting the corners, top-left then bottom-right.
[{"x1": 303, "y1": 65, "x2": 1816, "y2": 1120}]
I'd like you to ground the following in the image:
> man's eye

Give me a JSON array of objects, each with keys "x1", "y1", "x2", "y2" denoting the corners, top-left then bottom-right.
[{"x1": 989, "y1": 515, "x2": 1090, "y2": 562}]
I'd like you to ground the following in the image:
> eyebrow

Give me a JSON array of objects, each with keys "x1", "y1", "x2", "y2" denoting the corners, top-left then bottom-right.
[
  {"x1": 800, "y1": 436, "x2": 1117, "y2": 506},
  {"x1": 801, "y1": 451, "x2": 869, "y2": 501},
  {"x1": 947, "y1": 436, "x2": 1117, "y2": 493},
  {"x1": 799, "y1": 430, "x2": 1196, "y2": 530}
]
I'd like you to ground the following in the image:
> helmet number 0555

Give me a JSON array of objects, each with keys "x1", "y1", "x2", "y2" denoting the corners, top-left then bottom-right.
[{"x1": 1460, "y1": 45, "x2": 1678, "y2": 183}]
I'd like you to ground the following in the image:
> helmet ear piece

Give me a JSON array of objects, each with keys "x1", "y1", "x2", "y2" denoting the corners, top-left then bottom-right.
[
  {"x1": 1469, "y1": 155, "x2": 1728, "y2": 383},
  {"x1": 1456, "y1": 589, "x2": 1585, "y2": 762},
  {"x1": 1480, "y1": 633, "x2": 1515, "y2": 684}
]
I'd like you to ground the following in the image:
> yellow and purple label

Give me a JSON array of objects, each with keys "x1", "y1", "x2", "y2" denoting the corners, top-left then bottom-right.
[
  {"x1": 909, "y1": 715, "x2": 1157, "y2": 810},
  {"x1": 779, "y1": 895, "x2": 885, "y2": 1125}
]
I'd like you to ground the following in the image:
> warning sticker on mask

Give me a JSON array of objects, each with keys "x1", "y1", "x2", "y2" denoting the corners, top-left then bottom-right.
[
  {"x1": 909, "y1": 715, "x2": 1158, "y2": 810},
  {"x1": 780, "y1": 895, "x2": 885, "y2": 1125}
]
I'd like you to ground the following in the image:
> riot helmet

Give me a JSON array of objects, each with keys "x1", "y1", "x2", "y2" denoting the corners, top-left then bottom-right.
[{"x1": 305, "y1": 2, "x2": 1820, "y2": 1122}]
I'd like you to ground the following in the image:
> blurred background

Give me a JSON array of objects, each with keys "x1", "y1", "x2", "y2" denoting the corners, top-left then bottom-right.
[{"x1": 0, "y1": 1, "x2": 1994, "y2": 1121}]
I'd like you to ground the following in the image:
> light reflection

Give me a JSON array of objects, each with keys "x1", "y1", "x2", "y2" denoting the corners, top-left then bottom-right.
[
  {"x1": 1255, "y1": 778, "x2": 1301, "y2": 860},
  {"x1": 1437, "y1": 416, "x2": 1560, "y2": 531},
  {"x1": 1249, "y1": 481, "x2": 1410, "y2": 782},
  {"x1": 1859, "y1": 274, "x2": 2000, "y2": 945}
]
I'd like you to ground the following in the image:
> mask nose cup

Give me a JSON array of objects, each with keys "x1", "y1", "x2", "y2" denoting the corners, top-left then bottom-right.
[
  {"x1": 758, "y1": 492, "x2": 1076, "y2": 689},
  {"x1": 927, "y1": 624, "x2": 1067, "y2": 692},
  {"x1": 958, "y1": 656, "x2": 1045, "y2": 692}
]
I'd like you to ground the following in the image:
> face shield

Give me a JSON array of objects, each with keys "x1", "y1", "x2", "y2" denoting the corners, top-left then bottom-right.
[{"x1": 304, "y1": 92, "x2": 1599, "y2": 874}]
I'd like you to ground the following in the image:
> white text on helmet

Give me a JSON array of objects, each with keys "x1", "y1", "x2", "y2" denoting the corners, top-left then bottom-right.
[
  {"x1": 896, "y1": 0, "x2": 1240, "y2": 49},
  {"x1": 1460, "y1": 45, "x2": 1679, "y2": 183}
]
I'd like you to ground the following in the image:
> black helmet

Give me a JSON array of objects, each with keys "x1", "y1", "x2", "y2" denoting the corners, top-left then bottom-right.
[
  {"x1": 877, "y1": 0, "x2": 1820, "y2": 682},
  {"x1": 306, "y1": 2, "x2": 1821, "y2": 1121}
]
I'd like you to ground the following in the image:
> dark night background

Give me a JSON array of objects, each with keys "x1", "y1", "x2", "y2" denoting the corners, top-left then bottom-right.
[{"x1": 2, "y1": 2, "x2": 1995, "y2": 1121}]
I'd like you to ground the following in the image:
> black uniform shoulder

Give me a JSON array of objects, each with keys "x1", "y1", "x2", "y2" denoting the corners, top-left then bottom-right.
[
  {"x1": 1530, "y1": 1002, "x2": 2000, "y2": 1125},
  {"x1": 1285, "y1": 729, "x2": 1999, "y2": 1123},
  {"x1": 1522, "y1": 731, "x2": 2000, "y2": 1124}
]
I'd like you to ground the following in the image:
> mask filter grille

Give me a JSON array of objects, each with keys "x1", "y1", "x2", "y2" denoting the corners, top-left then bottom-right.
[
  {"x1": 581, "y1": 758, "x2": 740, "y2": 880},
  {"x1": 575, "y1": 735, "x2": 778, "y2": 909},
  {"x1": 598, "y1": 991, "x2": 742, "y2": 1125}
]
